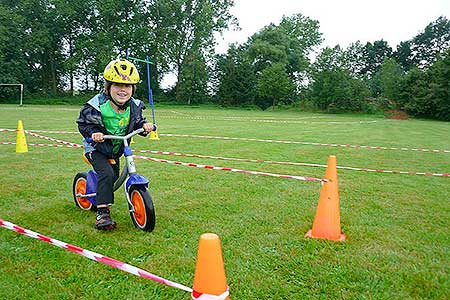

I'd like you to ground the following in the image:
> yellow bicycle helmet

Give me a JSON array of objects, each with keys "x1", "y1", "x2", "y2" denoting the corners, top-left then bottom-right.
[{"x1": 103, "y1": 58, "x2": 140, "y2": 84}]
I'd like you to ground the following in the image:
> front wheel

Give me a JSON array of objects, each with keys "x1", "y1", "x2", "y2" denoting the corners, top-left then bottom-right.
[
  {"x1": 72, "y1": 172, "x2": 96, "y2": 211},
  {"x1": 128, "y1": 186, "x2": 155, "y2": 232}
]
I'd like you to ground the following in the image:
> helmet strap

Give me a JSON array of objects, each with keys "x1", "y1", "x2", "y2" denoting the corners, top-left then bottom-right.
[
  {"x1": 105, "y1": 81, "x2": 134, "y2": 111},
  {"x1": 110, "y1": 97, "x2": 130, "y2": 110}
]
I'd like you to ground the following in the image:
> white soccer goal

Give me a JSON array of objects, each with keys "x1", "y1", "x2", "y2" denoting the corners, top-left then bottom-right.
[{"x1": 0, "y1": 83, "x2": 23, "y2": 105}]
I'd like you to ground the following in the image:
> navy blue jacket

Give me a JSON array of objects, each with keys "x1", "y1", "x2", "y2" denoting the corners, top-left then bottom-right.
[{"x1": 76, "y1": 93, "x2": 148, "y2": 158}]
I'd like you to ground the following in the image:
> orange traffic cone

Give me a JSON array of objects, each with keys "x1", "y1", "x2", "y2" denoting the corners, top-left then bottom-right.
[
  {"x1": 192, "y1": 233, "x2": 230, "y2": 300},
  {"x1": 305, "y1": 155, "x2": 346, "y2": 241},
  {"x1": 15, "y1": 120, "x2": 28, "y2": 153}
]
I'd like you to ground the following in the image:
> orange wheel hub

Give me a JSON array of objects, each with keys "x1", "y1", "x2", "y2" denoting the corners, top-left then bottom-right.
[
  {"x1": 76, "y1": 179, "x2": 91, "y2": 209},
  {"x1": 131, "y1": 191, "x2": 146, "y2": 227}
]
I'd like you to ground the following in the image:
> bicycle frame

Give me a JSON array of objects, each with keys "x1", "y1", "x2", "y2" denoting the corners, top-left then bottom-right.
[{"x1": 76, "y1": 128, "x2": 149, "y2": 210}]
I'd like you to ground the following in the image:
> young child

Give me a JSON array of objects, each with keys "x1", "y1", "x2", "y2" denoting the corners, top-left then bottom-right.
[{"x1": 76, "y1": 58, "x2": 154, "y2": 230}]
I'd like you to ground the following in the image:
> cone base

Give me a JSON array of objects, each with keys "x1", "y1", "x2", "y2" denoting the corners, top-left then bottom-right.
[
  {"x1": 191, "y1": 287, "x2": 230, "y2": 300},
  {"x1": 305, "y1": 229, "x2": 346, "y2": 241},
  {"x1": 149, "y1": 131, "x2": 160, "y2": 140}
]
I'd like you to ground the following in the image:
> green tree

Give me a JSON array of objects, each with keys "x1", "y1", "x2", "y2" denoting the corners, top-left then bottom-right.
[
  {"x1": 309, "y1": 69, "x2": 370, "y2": 112},
  {"x1": 247, "y1": 25, "x2": 289, "y2": 74},
  {"x1": 427, "y1": 50, "x2": 450, "y2": 120},
  {"x1": 397, "y1": 67, "x2": 430, "y2": 116},
  {"x1": 313, "y1": 46, "x2": 347, "y2": 73},
  {"x1": 221, "y1": 13, "x2": 322, "y2": 107},
  {"x1": 343, "y1": 41, "x2": 368, "y2": 78},
  {"x1": 279, "y1": 13, "x2": 322, "y2": 80},
  {"x1": 310, "y1": 47, "x2": 370, "y2": 112},
  {"x1": 155, "y1": 0, "x2": 236, "y2": 102},
  {"x1": 0, "y1": 2, "x2": 27, "y2": 85},
  {"x1": 379, "y1": 57, "x2": 403, "y2": 101},
  {"x1": 394, "y1": 41, "x2": 414, "y2": 71},
  {"x1": 397, "y1": 50, "x2": 450, "y2": 120},
  {"x1": 53, "y1": 0, "x2": 94, "y2": 92},
  {"x1": 75, "y1": 0, "x2": 146, "y2": 91},
  {"x1": 15, "y1": 0, "x2": 66, "y2": 94},
  {"x1": 361, "y1": 40, "x2": 393, "y2": 79},
  {"x1": 176, "y1": 49, "x2": 209, "y2": 104},
  {"x1": 256, "y1": 63, "x2": 295, "y2": 110},
  {"x1": 214, "y1": 44, "x2": 256, "y2": 106},
  {"x1": 247, "y1": 13, "x2": 322, "y2": 83},
  {"x1": 409, "y1": 16, "x2": 450, "y2": 69}
]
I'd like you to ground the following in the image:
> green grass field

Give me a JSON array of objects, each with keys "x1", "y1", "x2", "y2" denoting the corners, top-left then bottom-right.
[{"x1": 0, "y1": 104, "x2": 449, "y2": 299}]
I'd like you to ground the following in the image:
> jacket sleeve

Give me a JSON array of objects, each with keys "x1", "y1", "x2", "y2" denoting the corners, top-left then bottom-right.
[
  {"x1": 134, "y1": 100, "x2": 150, "y2": 136},
  {"x1": 76, "y1": 104, "x2": 104, "y2": 138}
]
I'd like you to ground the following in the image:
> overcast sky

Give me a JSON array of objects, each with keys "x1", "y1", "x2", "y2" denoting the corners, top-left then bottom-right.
[
  {"x1": 162, "y1": 0, "x2": 449, "y2": 87},
  {"x1": 215, "y1": 0, "x2": 450, "y2": 53}
]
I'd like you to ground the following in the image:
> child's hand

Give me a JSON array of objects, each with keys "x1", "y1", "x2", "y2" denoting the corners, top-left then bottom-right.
[
  {"x1": 92, "y1": 132, "x2": 104, "y2": 143},
  {"x1": 143, "y1": 123, "x2": 154, "y2": 133}
]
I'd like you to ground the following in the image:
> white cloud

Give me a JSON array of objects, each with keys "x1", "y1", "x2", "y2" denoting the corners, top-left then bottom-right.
[{"x1": 215, "y1": 0, "x2": 450, "y2": 53}]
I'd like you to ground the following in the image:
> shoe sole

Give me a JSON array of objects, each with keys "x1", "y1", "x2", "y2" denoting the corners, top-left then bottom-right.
[{"x1": 95, "y1": 222, "x2": 117, "y2": 231}]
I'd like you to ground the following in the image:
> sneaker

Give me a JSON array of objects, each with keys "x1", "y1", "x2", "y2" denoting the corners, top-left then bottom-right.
[{"x1": 95, "y1": 207, "x2": 117, "y2": 230}]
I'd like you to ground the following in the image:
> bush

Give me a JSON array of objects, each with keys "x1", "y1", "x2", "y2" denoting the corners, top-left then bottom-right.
[{"x1": 309, "y1": 69, "x2": 370, "y2": 112}]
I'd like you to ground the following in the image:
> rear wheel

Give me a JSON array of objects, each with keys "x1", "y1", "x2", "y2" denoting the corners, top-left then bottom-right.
[
  {"x1": 128, "y1": 186, "x2": 155, "y2": 232},
  {"x1": 72, "y1": 172, "x2": 96, "y2": 211}
]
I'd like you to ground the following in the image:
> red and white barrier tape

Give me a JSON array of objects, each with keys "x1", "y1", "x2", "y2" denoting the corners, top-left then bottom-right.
[
  {"x1": 0, "y1": 218, "x2": 192, "y2": 293},
  {"x1": 8, "y1": 132, "x2": 325, "y2": 182},
  {"x1": 158, "y1": 115, "x2": 379, "y2": 124},
  {"x1": 169, "y1": 110, "x2": 191, "y2": 116},
  {"x1": 133, "y1": 149, "x2": 450, "y2": 178},
  {"x1": 1, "y1": 140, "x2": 448, "y2": 178},
  {"x1": 334, "y1": 166, "x2": 449, "y2": 177},
  {"x1": 160, "y1": 133, "x2": 450, "y2": 153},
  {"x1": 25, "y1": 131, "x2": 82, "y2": 148},
  {"x1": 163, "y1": 112, "x2": 323, "y2": 120},
  {"x1": 0, "y1": 142, "x2": 82, "y2": 148},
  {"x1": 29, "y1": 129, "x2": 79, "y2": 134},
  {"x1": 133, "y1": 155, "x2": 324, "y2": 182},
  {"x1": 2, "y1": 128, "x2": 449, "y2": 154},
  {"x1": 0, "y1": 129, "x2": 79, "y2": 134}
]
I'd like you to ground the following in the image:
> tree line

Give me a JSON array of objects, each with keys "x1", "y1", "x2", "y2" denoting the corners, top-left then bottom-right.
[
  {"x1": 214, "y1": 15, "x2": 450, "y2": 120},
  {"x1": 0, "y1": 0, "x2": 236, "y2": 97},
  {"x1": 0, "y1": 1, "x2": 449, "y2": 120}
]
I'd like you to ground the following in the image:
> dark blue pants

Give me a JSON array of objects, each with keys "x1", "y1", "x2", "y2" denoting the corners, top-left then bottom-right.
[{"x1": 86, "y1": 151, "x2": 120, "y2": 206}]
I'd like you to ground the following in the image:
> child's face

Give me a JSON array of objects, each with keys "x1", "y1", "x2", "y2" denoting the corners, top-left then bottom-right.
[{"x1": 110, "y1": 83, "x2": 133, "y2": 105}]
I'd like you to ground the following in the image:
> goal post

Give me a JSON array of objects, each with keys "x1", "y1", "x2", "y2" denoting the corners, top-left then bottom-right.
[{"x1": 0, "y1": 83, "x2": 23, "y2": 105}]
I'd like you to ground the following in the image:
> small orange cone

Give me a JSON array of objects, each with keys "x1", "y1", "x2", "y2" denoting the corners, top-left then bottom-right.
[
  {"x1": 305, "y1": 155, "x2": 346, "y2": 241},
  {"x1": 15, "y1": 120, "x2": 28, "y2": 153},
  {"x1": 192, "y1": 233, "x2": 230, "y2": 300}
]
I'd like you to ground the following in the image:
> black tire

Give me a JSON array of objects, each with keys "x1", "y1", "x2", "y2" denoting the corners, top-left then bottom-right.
[
  {"x1": 72, "y1": 172, "x2": 96, "y2": 211},
  {"x1": 127, "y1": 185, "x2": 155, "y2": 232}
]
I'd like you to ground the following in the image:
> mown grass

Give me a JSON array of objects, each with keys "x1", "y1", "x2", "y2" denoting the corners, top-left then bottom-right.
[{"x1": 0, "y1": 104, "x2": 449, "y2": 299}]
